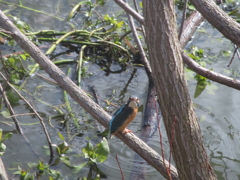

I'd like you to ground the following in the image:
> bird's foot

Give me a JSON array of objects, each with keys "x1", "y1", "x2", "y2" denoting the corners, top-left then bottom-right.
[{"x1": 122, "y1": 128, "x2": 132, "y2": 134}]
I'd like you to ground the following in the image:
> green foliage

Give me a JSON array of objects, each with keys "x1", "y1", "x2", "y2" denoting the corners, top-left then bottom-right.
[
  {"x1": 104, "y1": 14, "x2": 124, "y2": 28},
  {"x1": 6, "y1": 89, "x2": 21, "y2": 106},
  {"x1": 188, "y1": 46, "x2": 204, "y2": 62},
  {"x1": 82, "y1": 137, "x2": 109, "y2": 163},
  {"x1": 0, "y1": 129, "x2": 13, "y2": 156},
  {"x1": 96, "y1": 0, "x2": 105, "y2": 6},
  {"x1": 13, "y1": 162, "x2": 61, "y2": 180},
  {"x1": 186, "y1": 46, "x2": 218, "y2": 98},
  {"x1": 49, "y1": 135, "x2": 109, "y2": 178},
  {"x1": 0, "y1": 110, "x2": 10, "y2": 118},
  {"x1": 222, "y1": 50, "x2": 232, "y2": 57},
  {"x1": 194, "y1": 74, "x2": 208, "y2": 98},
  {"x1": 2, "y1": 53, "x2": 30, "y2": 84},
  {"x1": 11, "y1": 16, "x2": 30, "y2": 33}
]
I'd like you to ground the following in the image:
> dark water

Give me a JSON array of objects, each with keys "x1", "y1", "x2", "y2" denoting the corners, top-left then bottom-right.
[{"x1": 1, "y1": 0, "x2": 240, "y2": 179}]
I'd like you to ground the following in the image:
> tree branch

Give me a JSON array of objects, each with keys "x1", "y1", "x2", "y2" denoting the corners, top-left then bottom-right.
[
  {"x1": 189, "y1": 0, "x2": 240, "y2": 45},
  {"x1": 182, "y1": 52, "x2": 240, "y2": 90},
  {"x1": 114, "y1": 0, "x2": 144, "y2": 25},
  {"x1": 179, "y1": 10, "x2": 204, "y2": 48},
  {"x1": 0, "y1": 10, "x2": 179, "y2": 180}
]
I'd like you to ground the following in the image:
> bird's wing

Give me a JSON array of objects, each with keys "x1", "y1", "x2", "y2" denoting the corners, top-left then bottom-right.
[{"x1": 109, "y1": 105, "x2": 133, "y2": 134}]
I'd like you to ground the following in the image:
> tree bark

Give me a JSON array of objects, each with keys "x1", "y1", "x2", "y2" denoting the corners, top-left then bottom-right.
[{"x1": 143, "y1": 1, "x2": 217, "y2": 179}]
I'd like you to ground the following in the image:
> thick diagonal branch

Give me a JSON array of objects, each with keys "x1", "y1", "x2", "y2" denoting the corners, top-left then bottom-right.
[{"x1": 0, "y1": 10, "x2": 179, "y2": 180}]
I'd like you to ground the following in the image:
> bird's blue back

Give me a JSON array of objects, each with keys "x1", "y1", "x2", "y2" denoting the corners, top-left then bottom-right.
[{"x1": 109, "y1": 104, "x2": 133, "y2": 134}]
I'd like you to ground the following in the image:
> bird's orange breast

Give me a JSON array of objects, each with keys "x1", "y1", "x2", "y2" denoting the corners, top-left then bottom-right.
[{"x1": 112, "y1": 108, "x2": 138, "y2": 134}]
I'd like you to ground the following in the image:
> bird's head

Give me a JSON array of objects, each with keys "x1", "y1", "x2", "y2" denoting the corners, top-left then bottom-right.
[{"x1": 127, "y1": 96, "x2": 140, "y2": 109}]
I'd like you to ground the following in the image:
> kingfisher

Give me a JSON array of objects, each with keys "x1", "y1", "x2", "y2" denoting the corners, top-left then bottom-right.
[{"x1": 109, "y1": 96, "x2": 140, "y2": 138}]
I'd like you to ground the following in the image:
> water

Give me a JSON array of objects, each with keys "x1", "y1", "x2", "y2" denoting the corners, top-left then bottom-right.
[{"x1": 1, "y1": 0, "x2": 240, "y2": 179}]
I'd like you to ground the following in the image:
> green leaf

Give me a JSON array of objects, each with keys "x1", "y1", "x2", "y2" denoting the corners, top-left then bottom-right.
[
  {"x1": 57, "y1": 132, "x2": 65, "y2": 141},
  {"x1": 194, "y1": 80, "x2": 207, "y2": 98},
  {"x1": 116, "y1": 21, "x2": 124, "y2": 28},
  {"x1": 20, "y1": 171, "x2": 34, "y2": 180},
  {"x1": 57, "y1": 141, "x2": 69, "y2": 155},
  {"x1": 104, "y1": 14, "x2": 110, "y2": 21},
  {"x1": 20, "y1": 54, "x2": 27, "y2": 61},
  {"x1": 72, "y1": 162, "x2": 87, "y2": 173},
  {"x1": 94, "y1": 138, "x2": 109, "y2": 163},
  {"x1": 0, "y1": 129, "x2": 2, "y2": 141},
  {"x1": 3, "y1": 132, "x2": 13, "y2": 140},
  {"x1": 0, "y1": 111, "x2": 10, "y2": 118},
  {"x1": 82, "y1": 140, "x2": 94, "y2": 158},
  {"x1": 6, "y1": 90, "x2": 20, "y2": 106},
  {"x1": 10, "y1": 74, "x2": 20, "y2": 84},
  {"x1": 96, "y1": 0, "x2": 105, "y2": 6},
  {"x1": 52, "y1": 144, "x2": 61, "y2": 156},
  {"x1": 222, "y1": 50, "x2": 232, "y2": 57},
  {"x1": 60, "y1": 156, "x2": 71, "y2": 167},
  {"x1": 47, "y1": 169, "x2": 61, "y2": 179},
  {"x1": 8, "y1": 57, "x2": 15, "y2": 64},
  {"x1": 0, "y1": 143, "x2": 6, "y2": 156}
]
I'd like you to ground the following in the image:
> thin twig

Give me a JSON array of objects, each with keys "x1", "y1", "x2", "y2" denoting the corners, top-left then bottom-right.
[
  {"x1": 133, "y1": 0, "x2": 139, "y2": 13},
  {"x1": 115, "y1": 154, "x2": 125, "y2": 180},
  {"x1": 0, "y1": 82, "x2": 42, "y2": 160},
  {"x1": 227, "y1": 46, "x2": 239, "y2": 67},
  {"x1": 91, "y1": 86, "x2": 100, "y2": 105},
  {"x1": 0, "y1": 72, "x2": 54, "y2": 164},
  {"x1": 120, "y1": 68, "x2": 137, "y2": 96},
  {"x1": 125, "y1": 1, "x2": 152, "y2": 78},
  {"x1": 178, "y1": 0, "x2": 188, "y2": 39},
  {"x1": 114, "y1": 0, "x2": 144, "y2": 25},
  {"x1": 77, "y1": 45, "x2": 86, "y2": 87},
  {"x1": 132, "y1": 0, "x2": 146, "y2": 38},
  {"x1": 0, "y1": 83, "x2": 23, "y2": 134},
  {"x1": 235, "y1": 45, "x2": 240, "y2": 60},
  {"x1": 0, "y1": 29, "x2": 13, "y2": 35},
  {"x1": 7, "y1": 113, "x2": 36, "y2": 118}
]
